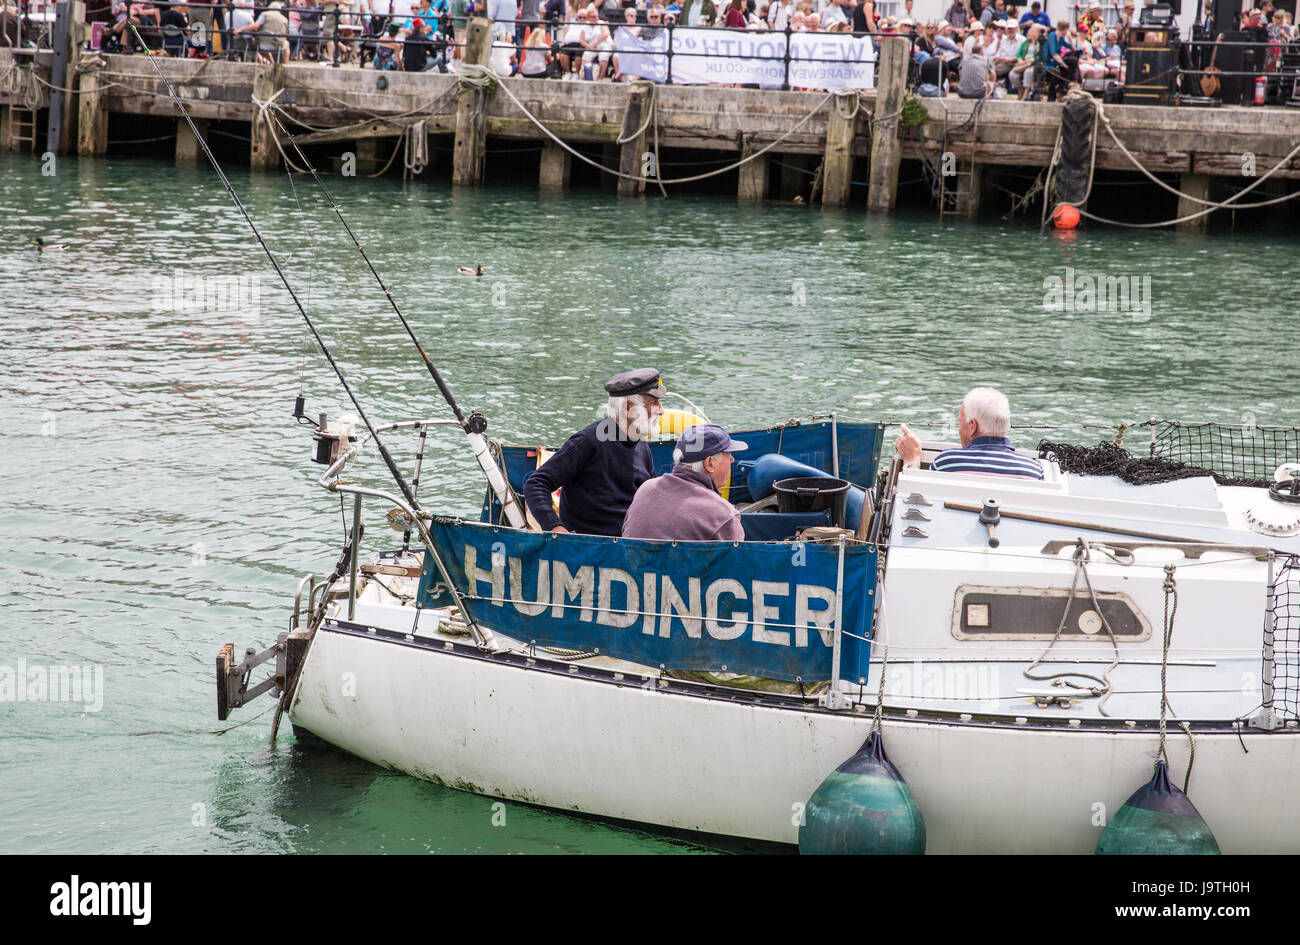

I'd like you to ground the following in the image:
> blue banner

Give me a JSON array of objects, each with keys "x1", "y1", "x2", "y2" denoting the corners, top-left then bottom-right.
[{"x1": 419, "y1": 520, "x2": 876, "y2": 683}]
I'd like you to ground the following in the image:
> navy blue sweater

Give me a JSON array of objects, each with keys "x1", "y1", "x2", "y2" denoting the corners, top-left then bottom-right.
[{"x1": 523, "y1": 419, "x2": 654, "y2": 536}]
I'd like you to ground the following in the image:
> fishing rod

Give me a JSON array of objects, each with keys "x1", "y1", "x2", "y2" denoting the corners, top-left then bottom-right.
[
  {"x1": 263, "y1": 108, "x2": 527, "y2": 529},
  {"x1": 126, "y1": 24, "x2": 422, "y2": 514}
]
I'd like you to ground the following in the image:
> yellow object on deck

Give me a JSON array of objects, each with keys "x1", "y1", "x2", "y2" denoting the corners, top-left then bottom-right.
[{"x1": 656, "y1": 409, "x2": 708, "y2": 436}]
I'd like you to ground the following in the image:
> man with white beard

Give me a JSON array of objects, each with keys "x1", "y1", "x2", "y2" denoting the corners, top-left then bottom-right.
[{"x1": 523, "y1": 369, "x2": 665, "y2": 537}]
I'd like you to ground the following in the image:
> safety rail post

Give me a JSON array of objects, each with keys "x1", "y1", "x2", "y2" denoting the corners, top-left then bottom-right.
[
  {"x1": 666, "y1": 21, "x2": 674, "y2": 84},
  {"x1": 866, "y1": 34, "x2": 908, "y2": 214},
  {"x1": 331, "y1": 1, "x2": 341, "y2": 67},
  {"x1": 782, "y1": 22, "x2": 792, "y2": 90}
]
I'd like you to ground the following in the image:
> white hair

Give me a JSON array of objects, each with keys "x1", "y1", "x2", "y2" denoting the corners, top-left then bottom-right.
[
  {"x1": 676, "y1": 458, "x2": 708, "y2": 472},
  {"x1": 962, "y1": 387, "x2": 1011, "y2": 437}
]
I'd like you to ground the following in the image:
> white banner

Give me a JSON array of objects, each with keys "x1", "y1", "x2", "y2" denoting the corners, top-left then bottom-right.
[
  {"x1": 612, "y1": 27, "x2": 875, "y2": 91},
  {"x1": 789, "y1": 32, "x2": 875, "y2": 90}
]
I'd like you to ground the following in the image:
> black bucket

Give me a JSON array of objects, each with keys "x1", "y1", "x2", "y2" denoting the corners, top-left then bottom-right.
[{"x1": 773, "y1": 476, "x2": 851, "y2": 529}]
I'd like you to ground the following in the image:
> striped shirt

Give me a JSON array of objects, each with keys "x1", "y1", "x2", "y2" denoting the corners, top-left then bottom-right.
[{"x1": 930, "y1": 436, "x2": 1044, "y2": 480}]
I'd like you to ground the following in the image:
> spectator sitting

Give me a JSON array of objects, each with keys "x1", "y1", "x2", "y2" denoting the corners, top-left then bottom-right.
[
  {"x1": 1009, "y1": 22, "x2": 1041, "y2": 98},
  {"x1": 580, "y1": 5, "x2": 614, "y2": 78},
  {"x1": 234, "y1": 0, "x2": 289, "y2": 63},
  {"x1": 894, "y1": 388, "x2": 1045, "y2": 480},
  {"x1": 1044, "y1": 18, "x2": 1077, "y2": 99},
  {"x1": 373, "y1": 20, "x2": 402, "y2": 67},
  {"x1": 963, "y1": 20, "x2": 983, "y2": 54},
  {"x1": 990, "y1": 18, "x2": 1019, "y2": 82},
  {"x1": 957, "y1": 42, "x2": 991, "y2": 96},
  {"x1": 159, "y1": 1, "x2": 189, "y2": 56},
  {"x1": 402, "y1": 17, "x2": 437, "y2": 69},
  {"x1": 621, "y1": 424, "x2": 747, "y2": 542},
  {"x1": 489, "y1": 24, "x2": 517, "y2": 75},
  {"x1": 558, "y1": 7, "x2": 587, "y2": 78}
]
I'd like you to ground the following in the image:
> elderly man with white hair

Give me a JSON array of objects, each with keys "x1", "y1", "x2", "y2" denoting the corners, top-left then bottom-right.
[
  {"x1": 894, "y1": 387, "x2": 1044, "y2": 479},
  {"x1": 622, "y1": 423, "x2": 746, "y2": 542},
  {"x1": 523, "y1": 369, "x2": 664, "y2": 536}
]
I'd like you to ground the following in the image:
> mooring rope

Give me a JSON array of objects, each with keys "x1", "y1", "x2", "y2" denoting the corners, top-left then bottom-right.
[{"x1": 456, "y1": 64, "x2": 835, "y2": 186}]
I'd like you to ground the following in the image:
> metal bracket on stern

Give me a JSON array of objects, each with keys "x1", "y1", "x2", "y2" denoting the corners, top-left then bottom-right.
[{"x1": 216, "y1": 634, "x2": 288, "y2": 722}]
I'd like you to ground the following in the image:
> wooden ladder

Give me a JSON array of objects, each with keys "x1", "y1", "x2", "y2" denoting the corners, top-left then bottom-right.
[{"x1": 7, "y1": 108, "x2": 39, "y2": 153}]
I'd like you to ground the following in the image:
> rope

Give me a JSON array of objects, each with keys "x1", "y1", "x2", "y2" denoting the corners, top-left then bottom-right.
[
  {"x1": 464, "y1": 63, "x2": 835, "y2": 186},
  {"x1": 1070, "y1": 105, "x2": 1300, "y2": 228},
  {"x1": 870, "y1": 567, "x2": 890, "y2": 735},
  {"x1": 1157, "y1": 563, "x2": 1177, "y2": 765},
  {"x1": 404, "y1": 117, "x2": 429, "y2": 177},
  {"x1": 1022, "y1": 539, "x2": 1123, "y2": 715}
]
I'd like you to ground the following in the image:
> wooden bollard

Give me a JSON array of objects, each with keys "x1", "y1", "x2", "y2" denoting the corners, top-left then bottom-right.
[
  {"x1": 452, "y1": 17, "x2": 494, "y2": 187},
  {"x1": 821, "y1": 91, "x2": 858, "y2": 208},
  {"x1": 76, "y1": 68, "x2": 109, "y2": 156},
  {"x1": 737, "y1": 133, "x2": 768, "y2": 202},
  {"x1": 250, "y1": 63, "x2": 282, "y2": 171},
  {"x1": 617, "y1": 82, "x2": 650, "y2": 198},
  {"x1": 866, "y1": 35, "x2": 910, "y2": 214}
]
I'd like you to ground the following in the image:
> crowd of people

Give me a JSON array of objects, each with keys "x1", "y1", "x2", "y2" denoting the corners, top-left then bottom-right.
[{"x1": 14, "y1": 0, "x2": 1296, "y2": 98}]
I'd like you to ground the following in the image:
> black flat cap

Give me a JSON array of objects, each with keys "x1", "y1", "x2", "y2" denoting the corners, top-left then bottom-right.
[{"x1": 604, "y1": 368, "x2": 666, "y2": 398}]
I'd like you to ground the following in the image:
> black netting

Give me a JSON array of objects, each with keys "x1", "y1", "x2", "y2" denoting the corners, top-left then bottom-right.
[
  {"x1": 1149, "y1": 421, "x2": 1300, "y2": 483},
  {"x1": 1036, "y1": 439, "x2": 1273, "y2": 488},
  {"x1": 1267, "y1": 555, "x2": 1300, "y2": 722}
]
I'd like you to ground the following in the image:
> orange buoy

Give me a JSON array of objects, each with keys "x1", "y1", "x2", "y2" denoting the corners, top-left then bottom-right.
[{"x1": 1053, "y1": 204, "x2": 1080, "y2": 229}]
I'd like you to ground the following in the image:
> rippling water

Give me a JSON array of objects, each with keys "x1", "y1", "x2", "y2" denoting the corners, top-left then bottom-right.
[{"x1": 2, "y1": 151, "x2": 1295, "y2": 853}]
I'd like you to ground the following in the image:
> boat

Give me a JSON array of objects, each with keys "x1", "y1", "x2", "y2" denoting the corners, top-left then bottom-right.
[{"x1": 218, "y1": 411, "x2": 1300, "y2": 853}]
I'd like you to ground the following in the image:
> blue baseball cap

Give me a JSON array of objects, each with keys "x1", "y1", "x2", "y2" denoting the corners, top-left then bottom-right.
[{"x1": 674, "y1": 423, "x2": 748, "y2": 464}]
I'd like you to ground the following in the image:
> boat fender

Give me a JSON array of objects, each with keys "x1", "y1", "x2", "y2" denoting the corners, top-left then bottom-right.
[
  {"x1": 1095, "y1": 760, "x2": 1220, "y2": 855},
  {"x1": 799, "y1": 732, "x2": 927, "y2": 855},
  {"x1": 748, "y1": 454, "x2": 866, "y2": 532}
]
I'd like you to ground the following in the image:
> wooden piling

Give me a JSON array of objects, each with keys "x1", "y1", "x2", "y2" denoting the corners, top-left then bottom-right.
[
  {"x1": 617, "y1": 82, "x2": 650, "y2": 198},
  {"x1": 539, "y1": 140, "x2": 571, "y2": 191},
  {"x1": 176, "y1": 117, "x2": 209, "y2": 166},
  {"x1": 821, "y1": 91, "x2": 858, "y2": 208},
  {"x1": 76, "y1": 69, "x2": 108, "y2": 156},
  {"x1": 1176, "y1": 173, "x2": 1211, "y2": 233},
  {"x1": 0, "y1": 107, "x2": 11, "y2": 154},
  {"x1": 46, "y1": 0, "x2": 85, "y2": 155},
  {"x1": 866, "y1": 35, "x2": 909, "y2": 214},
  {"x1": 451, "y1": 17, "x2": 494, "y2": 187},
  {"x1": 250, "y1": 63, "x2": 282, "y2": 171},
  {"x1": 737, "y1": 133, "x2": 769, "y2": 202}
]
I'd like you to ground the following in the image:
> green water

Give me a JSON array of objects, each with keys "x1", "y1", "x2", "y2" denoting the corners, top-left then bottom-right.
[{"x1": 2, "y1": 152, "x2": 1296, "y2": 854}]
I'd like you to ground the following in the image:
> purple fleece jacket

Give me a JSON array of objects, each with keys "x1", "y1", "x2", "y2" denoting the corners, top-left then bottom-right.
[{"x1": 621, "y1": 464, "x2": 744, "y2": 542}]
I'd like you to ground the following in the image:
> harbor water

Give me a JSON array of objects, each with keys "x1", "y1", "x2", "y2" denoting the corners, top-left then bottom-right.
[{"x1": 2, "y1": 152, "x2": 1296, "y2": 854}]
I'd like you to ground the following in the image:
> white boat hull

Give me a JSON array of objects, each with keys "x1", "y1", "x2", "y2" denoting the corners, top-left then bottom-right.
[{"x1": 290, "y1": 622, "x2": 1300, "y2": 853}]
